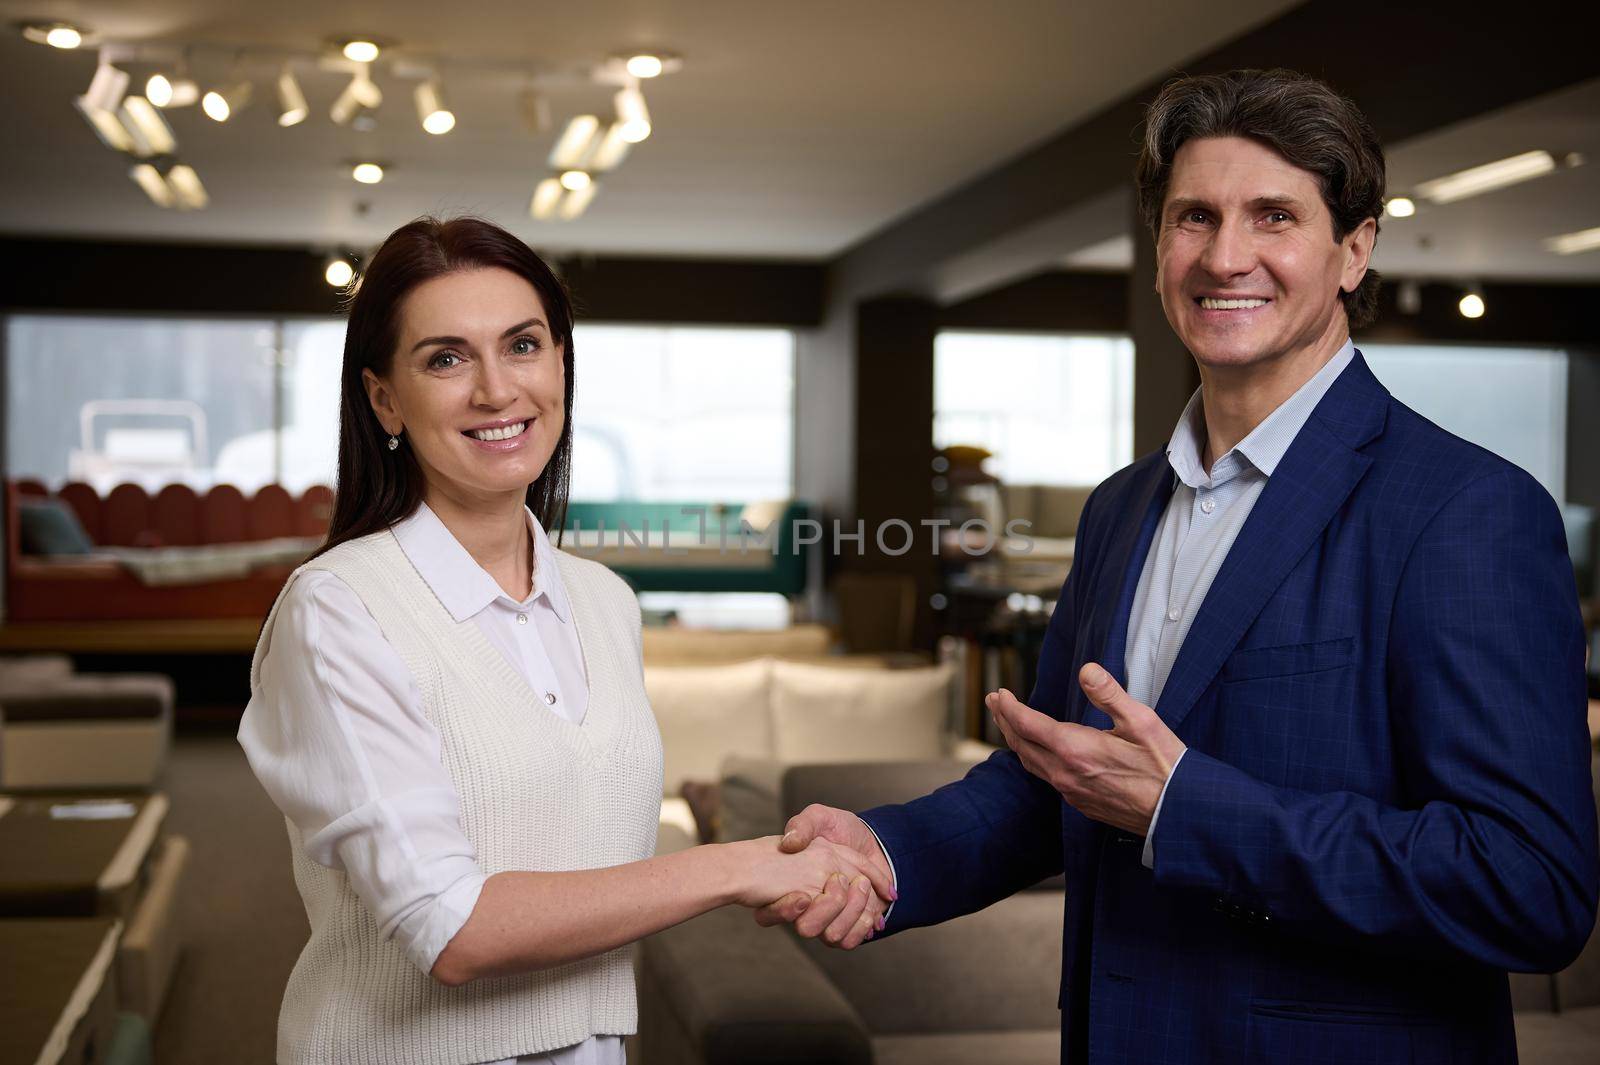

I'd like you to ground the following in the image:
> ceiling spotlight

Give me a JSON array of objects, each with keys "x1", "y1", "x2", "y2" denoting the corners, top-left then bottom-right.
[
  {"x1": 614, "y1": 85, "x2": 651, "y2": 143},
  {"x1": 130, "y1": 163, "x2": 174, "y2": 208},
  {"x1": 559, "y1": 181, "x2": 598, "y2": 220},
  {"x1": 1415, "y1": 150, "x2": 1569, "y2": 204},
  {"x1": 22, "y1": 22, "x2": 86, "y2": 49},
  {"x1": 74, "y1": 62, "x2": 134, "y2": 152},
  {"x1": 325, "y1": 257, "x2": 356, "y2": 287},
  {"x1": 530, "y1": 177, "x2": 564, "y2": 220},
  {"x1": 1458, "y1": 290, "x2": 1486, "y2": 319},
  {"x1": 1384, "y1": 197, "x2": 1415, "y2": 218},
  {"x1": 330, "y1": 67, "x2": 382, "y2": 125},
  {"x1": 559, "y1": 169, "x2": 591, "y2": 192},
  {"x1": 342, "y1": 40, "x2": 381, "y2": 63},
  {"x1": 82, "y1": 60, "x2": 130, "y2": 113},
  {"x1": 626, "y1": 54, "x2": 664, "y2": 79},
  {"x1": 549, "y1": 115, "x2": 600, "y2": 169},
  {"x1": 166, "y1": 164, "x2": 208, "y2": 209},
  {"x1": 203, "y1": 82, "x2": 252, "y2": 122},
  {"x1": 415, "y1": 80, "x2": 455, "y2": 135},
  {"x1": 1544, "y1": 226, "x2": 1600, "y2": 256},
  {"x1": 351, "y1": 162, "x2": 385, "y2": 184},
  {"x1": 119, "y1": 96, "x2": 177, "y2": 156},
  {"x1": 588, "y1": 122, "x2": 632, "y2": 171},
  {"x1": 148, "y1": 72, "x2": 199, "y2": 108},
  {"x1": 277, "y1": 67, "x2": 308, "y2": 126}
]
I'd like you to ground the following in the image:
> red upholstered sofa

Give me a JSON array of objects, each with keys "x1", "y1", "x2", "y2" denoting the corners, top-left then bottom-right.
[{"x1": 4, "y1": 480, "x2": 332, "y2": 622}]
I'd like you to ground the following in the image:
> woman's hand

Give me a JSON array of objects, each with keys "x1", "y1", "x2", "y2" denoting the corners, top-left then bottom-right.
[{"x1": 722, "y1": 836, "x2": 893, "y2": 946}]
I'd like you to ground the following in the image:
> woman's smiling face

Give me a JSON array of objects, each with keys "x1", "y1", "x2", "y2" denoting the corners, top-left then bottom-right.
[{"x1": 363, "y1": 267, "x2": 566, "y2": 508}]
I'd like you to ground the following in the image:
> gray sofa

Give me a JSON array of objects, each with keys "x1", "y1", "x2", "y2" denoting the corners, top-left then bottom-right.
[{"x1": 640, "y1": 754, "x2": 1600, "y2": 1065}]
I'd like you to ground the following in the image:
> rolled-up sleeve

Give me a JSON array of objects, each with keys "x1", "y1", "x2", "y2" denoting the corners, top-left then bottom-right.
[{"x1": 240, "y1": 571, "x2": 487, "y2": 974}]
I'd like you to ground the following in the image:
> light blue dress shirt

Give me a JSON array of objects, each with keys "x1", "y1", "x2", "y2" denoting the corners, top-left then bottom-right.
[{"x1": 1135, "y1": 339, "x2": 1355, "y2": 866}]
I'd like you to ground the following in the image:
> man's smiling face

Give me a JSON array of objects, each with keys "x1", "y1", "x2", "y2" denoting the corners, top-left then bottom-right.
[{"x1": 1156, "y1": 135, "x2": 1373, "y2": 373}]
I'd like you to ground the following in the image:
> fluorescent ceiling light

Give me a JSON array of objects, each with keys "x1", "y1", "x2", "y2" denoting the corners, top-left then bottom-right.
[
  {"x1": 559, "y1": 181, "x2": 598, "y2": 220},
  {"x1": 530, "y1": 178, "x2": 564, "y2": 220},
  {"x1": 118, "y1": 95, "x2": 177, "y2": 156},
  {"x1": 1543, "y1": 226, "x2": 1600, "y2": 255},
  {"x1": 129, "y1": 163, "x2": 174, "y2": 207},
  {"x1": 549, "y1": 115, "x2": 600, "y2": 169},
  {"x1": 75, "y1": 98, "x2": 135, "y2": 152},
  {"x1": 1414, "y1": 150, "x2": 1560, "y2": 204},
  {"x1": 277, "y1": 68, "x2": 309, "y2": 126}
]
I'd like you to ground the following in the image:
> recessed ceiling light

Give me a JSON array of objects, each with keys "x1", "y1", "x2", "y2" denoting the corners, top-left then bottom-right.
[
  {"x1": 342, "y1": 39, "x2": 380, "y2": 63},
  {"x1": 626, "y1": 54, "x2": 664, "y2": 79},
  {"x1": 1458, "y1": 291, "x2": 1485, "y2": 319},
  {"x1": 1384, "y1": 197, "x2": 1415, "y2": 218},
  {"x1": 325, "y1": 258, "x2": 355, "y2": 287},
  {"x1": 352, "y1": 162, "x2": 385, "y2": 184},
  {"x1": 21, "y1": 22, "x2": 87, "y2": 49},
  {"x1": 1543, "y1": 226, "x2": 1600, "y2": 256}
]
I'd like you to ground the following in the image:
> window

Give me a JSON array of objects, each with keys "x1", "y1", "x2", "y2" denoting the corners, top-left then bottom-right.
[
  {"x1": 934, "y1": 331, "x2": 1134, "y2": 486},
  {"x1": 1361, "y1": 343, "x2": 1568, "y2": 506},
  {"x1": 570, "y1": 324, "x2": 795, "y2": 502}
]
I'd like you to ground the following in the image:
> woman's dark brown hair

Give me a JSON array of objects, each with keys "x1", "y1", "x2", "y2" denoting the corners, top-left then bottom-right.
[
  {"x1": 1134, "y1": 68, "x2": 1386, "y2": 328},
  {"x1": 314, "y1": 216, "x2": 575, "y2": 559}
]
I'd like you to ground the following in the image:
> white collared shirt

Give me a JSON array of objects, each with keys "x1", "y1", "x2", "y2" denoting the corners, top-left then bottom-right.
[
  {"x1": 1135, "y1": 340, "x2": 1356, "y2": 867},
  {"x1": 241, "y1": 502, "x2": 620, "y2": 1065}
]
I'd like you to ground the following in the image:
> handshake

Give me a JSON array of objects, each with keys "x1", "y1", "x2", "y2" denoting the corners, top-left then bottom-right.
[{"x1": 722, "y1": 806, "x2": 896, "y2": 951}]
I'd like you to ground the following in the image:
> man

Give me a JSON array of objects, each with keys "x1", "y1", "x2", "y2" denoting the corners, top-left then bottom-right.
[{"x1": 760, "y1": 69, "x2": 1598, "y2": 1063}]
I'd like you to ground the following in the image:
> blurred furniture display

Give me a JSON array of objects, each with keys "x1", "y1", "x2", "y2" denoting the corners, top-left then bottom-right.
[
  {"x1": 562, "y1": 500, "x2": 812, "y2": 596},
  {"x1": 4, "y1": 478, "x2": 331, "y2": 622},
  {"x1": 0, "y1": 917, "x2": 154, "y2": 1065},
  {"x1": 642, "y1": 623, "x2": 832, "y2": 666},
  {"x1": 639, "y1": 758, "x2": 1062, "y2": 1065},
  {"x1": 0, "y1": 792, "x2": 188, "y2": 1026},
  {"x1": 0, "y1": 655, "x2": 173, "y2": 791}
]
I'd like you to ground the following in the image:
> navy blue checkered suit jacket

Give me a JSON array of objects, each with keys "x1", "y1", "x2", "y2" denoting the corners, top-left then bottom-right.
[{"x1": 861, "y1": 351, "x2": 1599, "y2": 1064}]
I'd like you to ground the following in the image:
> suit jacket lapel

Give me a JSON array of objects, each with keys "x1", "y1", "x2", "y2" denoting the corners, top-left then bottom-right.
[{"x1": 1152, "y1": 353, "x2": 1389, "y2": 732}]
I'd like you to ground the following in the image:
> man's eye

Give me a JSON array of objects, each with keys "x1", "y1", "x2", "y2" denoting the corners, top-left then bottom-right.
[
  {"x1": 1185, "y1": 211, "x2": 1209, "y2": 225},
  {"x1": 1266, "y1": 211, "x2": 1291, "y2": 224}
]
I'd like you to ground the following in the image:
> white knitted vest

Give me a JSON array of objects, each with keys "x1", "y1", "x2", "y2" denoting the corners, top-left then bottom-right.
[{"x1": 251, "y1": 529, "x2": 663, "y2": 1065}]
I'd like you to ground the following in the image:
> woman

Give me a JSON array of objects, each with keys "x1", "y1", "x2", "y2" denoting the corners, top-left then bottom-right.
[{"x1": 240, "y1": 217, "x2": 890, "y2": 1065}]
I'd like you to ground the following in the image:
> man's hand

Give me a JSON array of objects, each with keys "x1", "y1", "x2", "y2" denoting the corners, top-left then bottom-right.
[
  {"x1": 988, "y1": 663, "x2": 1185, "y2": 836},
  {"x1": 751, "y1": 804, "x2": 897, "y2": 949}
]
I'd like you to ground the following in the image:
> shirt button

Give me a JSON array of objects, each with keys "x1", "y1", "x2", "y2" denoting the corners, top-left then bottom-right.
[
  {"x1": 1200, "y1": 498, "x2": 1216, "y2": 514},
  {"x1": 544, "y1": 692, "x2": 557, "y2": 705},
  {"x1": 1166, "y1": 608, "x2": 1180, "y2": 622},
  {"x1": 516, "y1": 613, "x2": 528, "y2": 625}
]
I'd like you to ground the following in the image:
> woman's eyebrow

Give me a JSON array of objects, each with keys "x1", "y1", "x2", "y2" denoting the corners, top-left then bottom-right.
[{"x1": 410, "y1": 317, "x2": 547, "y2": 353}]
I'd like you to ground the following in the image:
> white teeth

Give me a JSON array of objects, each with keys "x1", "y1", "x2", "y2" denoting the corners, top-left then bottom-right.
[
  {"x1": 1199, "y1": 297, "x2": 1269, "y2": 310},
  {"x1": 467, "y1": 421, "x2": 528, "y2": 442}
]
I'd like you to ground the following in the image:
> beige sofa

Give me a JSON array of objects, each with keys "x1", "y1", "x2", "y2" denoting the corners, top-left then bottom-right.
[{"x1": 644, "y1": 653, "x2": 992, "y2": 843}]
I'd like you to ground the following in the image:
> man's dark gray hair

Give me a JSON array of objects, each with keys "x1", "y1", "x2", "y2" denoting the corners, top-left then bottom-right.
[{"x1": 1135, "y1": 69, "x2": 1386, "y2": 328}]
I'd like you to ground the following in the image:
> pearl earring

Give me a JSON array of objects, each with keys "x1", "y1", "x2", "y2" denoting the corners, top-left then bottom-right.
[{"x1": 387, "y1": 434, "x2": 400, "y2": 451}]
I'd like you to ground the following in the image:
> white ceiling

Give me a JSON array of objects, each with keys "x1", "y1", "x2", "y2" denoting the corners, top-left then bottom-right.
[{"x1": 0, "y1": 0, "x2": 1300, "y2": 258}]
